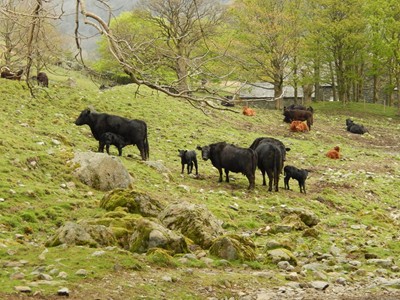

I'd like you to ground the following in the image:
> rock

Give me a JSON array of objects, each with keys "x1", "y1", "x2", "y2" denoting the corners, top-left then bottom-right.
[
  {"x1": 75, "y1": 269, "x2": 88, "y2": 276},
  {"x1": 282, "y1": 208, "x2": 320, "y2": 227},
  {"x1": 267, "y1": 248, "x2": 297, "y2": 266},
  {"x1": 158, "y1": 202, "x2": 224, "y2": 249},
  {"x1": 57, "y1": 287, "x2": 69, "y2": 296},
  {"x1": 101, "y1": 189, "x2": 164, "y2": 217},
  {"x1": 209, "y1": 234, "x2": 256, "y2": 261},
  {"x1": 70, "y1": 151, "x2": 132, "y2": 191},
  {"x1": 310, "y1": 281, "x2": 329, "y2": 290},
  {"x1": 366, "y1": 258, "x2": 393, "y2": 268},
  {"x1": 15, "y1": 286, "x2": 32, "y2": 293},
  {"x1": 46, "y1": 221, "x2": 116, "y2": 247},
  {"x1": 128, "y1": 218, "x2": 188, "y2": 255},
  {"x1": 57, "y1": 272, "x2": 68, "y2": 279}
]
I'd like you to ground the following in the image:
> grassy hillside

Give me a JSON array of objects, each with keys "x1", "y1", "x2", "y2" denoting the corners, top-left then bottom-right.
[{"x1": 0, "y1": 72, "x2": 399, "y2": 299}]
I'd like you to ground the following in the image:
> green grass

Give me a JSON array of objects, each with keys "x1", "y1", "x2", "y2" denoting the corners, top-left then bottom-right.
[{"x1": 0, "y1": 71, "x2": 399, "y2": 297}]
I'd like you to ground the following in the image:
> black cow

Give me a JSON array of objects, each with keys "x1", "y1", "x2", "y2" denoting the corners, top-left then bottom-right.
[
  {"x1": 284, "y1": 165, "x2": 308, "y2": 194},
  {"x1": 99, "y1": 132, "x2": 127, "y2": 156},
  {"x1": 178, "y1": 149, "x2": 198, "y2": 175},
  {"x1": 249, "y1": 137, "x2": 290, "y2": 162},
  {"x1": 37, "y1": 72, "x2": 48, "y2": 87},
  {"x1": 283, "y1": 109, "x2": 314, "y2": 130},
  {"x1": 196, "y1": 142, "x2": 257, "y2": 190},
  {"x1": 284, "y1": 104, "x2": 314, "y2": 113},
  {"x1": 346, "y1": 119, "x2": 368, "y2": 134},
  {"x1": 1, "y1": 68, "x2": 23, "y2": 80},
  {"x1": 253, "y1": 142, "x2": 283, "y2": 192},
  {"x1": 75, "y1": 108, "x2": 149, "y2": 160}
]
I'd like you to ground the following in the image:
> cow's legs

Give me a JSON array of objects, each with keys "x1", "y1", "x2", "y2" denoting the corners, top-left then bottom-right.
[
  {"x1": 136, "y1": 143, "x2": 146, "y2": 160},
  {"x1": 266, "y1": 169, "x2": 274, "y2": 192},
  {"x1": 261, "y1": 170, "x2": 267, "y2": 186},
  {"x1": 98, "y1": 141, "x2": 105, "y2": 153},
  {"x1": 284, "y1": 176, "x2": 290, "y2": 190},
  {"x1": 224, "y1": 169, "x2": 229, "y2": 182},
  {"x1": 218, "y1": 168, "x2": 223, "y2": 182}
]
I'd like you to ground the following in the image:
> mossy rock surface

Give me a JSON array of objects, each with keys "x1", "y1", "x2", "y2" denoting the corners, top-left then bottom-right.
[
  {"x1": 46, "y1": 221, "x2": 116, "y2": 248},
  {"x1": 100, "y1": 189, "x2": 165, "y2": 217},
  {"x1": 209, "y1": 234, "x2": 256, "y2": 261},
  {"x1": 159, "y1": 201, "x2": 225, "y2": 249},
  {"x1": 128, "y1": 218, "x2": 189, "y2": 255},
  {"x1": 267, "y1": 248, "x2": 298, "y2": 266}
]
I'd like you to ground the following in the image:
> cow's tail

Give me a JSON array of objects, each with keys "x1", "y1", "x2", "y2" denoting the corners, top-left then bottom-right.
[
  {"x1": 274, "y1": 148, "x2": 282, "y2": 191},
  {"x1": 143, "y1": 122, "x2": 150, "y2": 160}
]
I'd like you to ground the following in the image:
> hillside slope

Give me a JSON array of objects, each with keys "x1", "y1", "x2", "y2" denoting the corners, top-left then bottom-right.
[{"x1": 0, "y1": 74, "x2": 399, "y2": 299}]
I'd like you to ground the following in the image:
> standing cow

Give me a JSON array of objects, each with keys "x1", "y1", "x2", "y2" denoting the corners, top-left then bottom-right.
[
  {"x1": 196, "y1": 142, "x2": 257, "y2": 190},
  {"x1": 178, "y1": 149, "x2": 198, "y2": 175},
  {"x1": 249, "y1": 137, "x2": 290, "y2": 162},
  {"x1": 75, "y1": 108, "x2": 149, "y2": 160},
  {"x1": 283, "y1": 109, "x2": 314, "y2": 130},
  {"x1": 253, "y1": 142, "x2": 283, "y2": 192}
]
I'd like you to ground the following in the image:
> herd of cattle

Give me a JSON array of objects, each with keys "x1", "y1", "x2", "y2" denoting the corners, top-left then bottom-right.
[{"x1": 74, "y1": 103, "x2": 369, "y2": 194}]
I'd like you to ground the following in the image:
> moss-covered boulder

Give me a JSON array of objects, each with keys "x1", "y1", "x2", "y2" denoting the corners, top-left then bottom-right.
[
  {"x1": 46, "y1": 221, "x2": 116, "y2": 247},
  {"x1": 267, "y1": 248, "x2": 298, "y2": 266},
  {"x1": 100, "y1": 189, "x2": 165, "y2": 217},
  {"x1": 209, "y1": 234, "x2": 256, "y2": 261},
  {"x1": 158, "y1": 202, "x2": 224, "y2": 249},
  {"x1": 87, "y1": 211, "x2": 142, "y2": 248},
  {"x1": 129, "y1": 218, "x2": 188, "y2": 255},
  {"x1": 146, "y1": 248, "x2": 177, "y2": 267},
  {"x1": 281, "y1": 208, "x2": 320, "y2": 227}
]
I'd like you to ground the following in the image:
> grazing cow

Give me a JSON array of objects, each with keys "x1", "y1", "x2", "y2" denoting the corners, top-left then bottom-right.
[
  {"x1": 1, "y1": 67, "x2": 23, "y2": 80},
  {"x1": 254, "y1": 142, "x2": 283, "y2": 192},
  {"x1": 243, "y1": 106, "x2": 256, "y2": 116},
  {"x1": 283, "y1": 109, "x2": 314, "y2": 130},
  {"x1": 99, "y1": 132, "x2": 128, "y2": 156},
  {"x1": 36, "y1": 72, "x2": 48, "y2": 87},
  {"x1": 284, "y1": 165, "x2": 308, "y2": 194},
  {"x1": 326, "y1": 146, "x2": 340, "y2": 159},
  {"x1": 284, "y1": 104, "x2": 314, "y2": 114},
  {"x1": 196, "y1": 142, "x2": 257, "y2": 189},
  {"x1": 346, "y1": 118, "x2": 368, "y2": 134},
  {"x1": 289, "y1": 120, "x2": 309, "y2": 132},
  {"x1": 249, "y1": 137, "x2": 290, "y2": 162},
  {"x1": 178, "y1": 149, "x2": 198, "y2": 175},
  {"x1": 75, "y1": 108, "x2": 149, "y2": 160}
]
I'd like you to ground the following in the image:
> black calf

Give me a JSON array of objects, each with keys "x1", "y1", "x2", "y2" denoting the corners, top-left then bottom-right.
[
  {"x1": 178, "y1": 149, "x2": 198, "y2": 175},
  {"x1": 99, "y1": 132, "x2": 127, "y2": 156},
  {"x1": 284, "y1": 165, "x2": 308, "y2": 194}
]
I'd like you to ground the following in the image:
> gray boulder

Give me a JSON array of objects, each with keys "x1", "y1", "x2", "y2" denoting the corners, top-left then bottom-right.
[
  {"x1": 46, "y1": 221, "x2": 116, "y2": 247},
  {"x1": 70, "y1": 151, "x2": 132, "y2": 191}
]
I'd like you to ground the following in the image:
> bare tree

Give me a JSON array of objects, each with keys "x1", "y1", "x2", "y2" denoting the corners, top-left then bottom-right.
[
  {"x1": 0, "y1": 0, "x2": 65, "y2": 93},
  {"x1": 75, "y1": 0, "x2": 237, "y2": 110}
]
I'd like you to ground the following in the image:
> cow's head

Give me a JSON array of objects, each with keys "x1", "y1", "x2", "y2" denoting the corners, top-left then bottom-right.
[
  {"x1": 178, "y1": 149, "x2": 187, "y2": 158},
  {"x1": 196, "y1": 145, "x2": 210, "y2": 161},
  {"x1": 75, "y1": 108, "x2": 92, "y2": 125}
]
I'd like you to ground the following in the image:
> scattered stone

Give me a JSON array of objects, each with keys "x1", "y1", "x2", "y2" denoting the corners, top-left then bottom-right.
[
  {"x1": 57, "y1": 287, "x2": 70, "y2": 297},
  {"x1": 310, "y1": 280, "x2": 329, "y2": 290},
  {"x1": 57, "y1": 272, "x2": 68, "y2": 279},
  {"x1": 267, "y1": 248, "x2": 298, "y2": 266},
  {"x1": 75, "y1": 269, "x2": 88, "y2": 277},
  {"x1": 15, "y1": 286, "x2": 32, "y2": 293},
  {"x1": 92, "y1": 250, "x2": 106, "y2": 257}
]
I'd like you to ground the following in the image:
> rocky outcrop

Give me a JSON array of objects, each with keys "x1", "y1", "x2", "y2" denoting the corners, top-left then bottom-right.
[
  {"x1": 45, "y1": 221, "x2": 116, "y2": 247},
  {"x1": 158, "y1": 202, "x2": 224, "y2": 249},
  {"x1": 209, "y1": 234, "x2": 256, "y2": 261},
  {"x1": 128, "y1": 218, "x2": 189, "y2": 255},
  {"x1": 100, "y1": 189, "x2": 164, "y2": 217}
]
